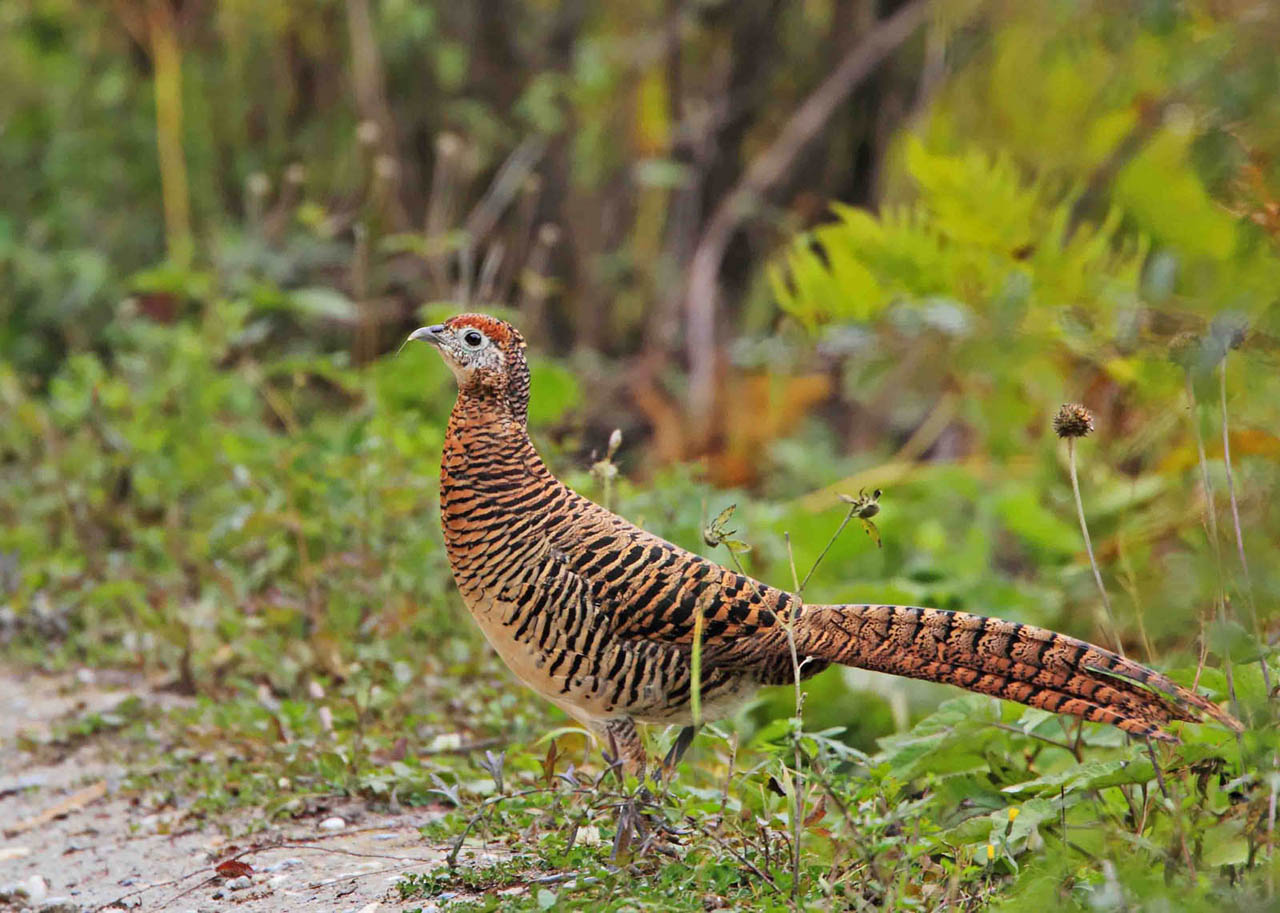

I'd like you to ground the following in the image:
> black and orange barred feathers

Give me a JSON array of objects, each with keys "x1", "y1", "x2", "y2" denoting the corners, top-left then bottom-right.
[{"x1": 426, "y1": 313, "x2": 1241, "y2": 770}]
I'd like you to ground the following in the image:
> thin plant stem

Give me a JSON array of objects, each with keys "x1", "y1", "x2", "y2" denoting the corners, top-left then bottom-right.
[
  {"x1": 799, "y1": 503, "x2": 860, "y2": 593},
  {"x1": 1115, "y1": 534, "x2": 1156, "y2": 663},
  {"x1": 717, "y1": 519, "x2": 802, "y2": 903},
  {"x1": 1220, "y1": 360, "x2": 1271, "y2": 695},
  {"x1": 690, "y1": 609, "x2": 705, "y2": 727},
  {"x1": 782, "y1": 610, "x2": 804, "y2": 909},
  {"x1": 746, "y1": 504, "x2": 871, "y2": 906},
  {"x1": 785, "y1": 501, "x2": 871, "y2": 906},
  {"x1": 785, "y1": 532, "x2": 801, "y2": 594},
  {"x1": 1143, "y1": 739, "x2": 1170, "y2": 801},
  {"x1": 782, "y1": 528, "x2": 806, "y2": 908},
  {"x1": 1268, "y1": 785, "x2": 1277, "y2": 894},
  {"x1": 1186, "y1": 371, "x2": 1239, "y2": 711},
  {"x1": 989, "y1": 722, "x2": 1081, "y2": 760},
  {"x1": 784, "y1": 506, "x2": 857, "y2": 908},
  {"x1": 1066, "y1": 438, "x2": 1124, "y2": 656}
]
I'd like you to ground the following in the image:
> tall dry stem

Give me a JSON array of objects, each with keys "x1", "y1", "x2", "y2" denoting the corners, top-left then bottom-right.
[
  {"x1": 1053, "y1": 404, "x2": 1123, "y2": 656},
  {"x1": 1185, "y1": 371, "x2": 1239, "y2": 712},
  {"x1": 1219, "y1": 359, "x2": 1271, "y2": 695}
]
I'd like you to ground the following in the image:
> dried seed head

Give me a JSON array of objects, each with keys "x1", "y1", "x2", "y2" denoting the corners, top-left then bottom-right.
[{"x1": 1053, "y1": 403, "x2": 1095, "y2": 439}]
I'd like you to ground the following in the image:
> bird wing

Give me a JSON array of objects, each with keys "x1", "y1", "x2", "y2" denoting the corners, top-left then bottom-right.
[
  {"x1": 552, "y1": 490, "x2": 793, "y2": 646},
  {"x1": 550, "y1": 490, "x2": 1239, "y2": 740}
]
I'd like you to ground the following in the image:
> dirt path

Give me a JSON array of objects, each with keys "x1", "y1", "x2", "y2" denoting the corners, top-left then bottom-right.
[{"x1": 0, "y1": 667, "x2": 480, "y2": 912}]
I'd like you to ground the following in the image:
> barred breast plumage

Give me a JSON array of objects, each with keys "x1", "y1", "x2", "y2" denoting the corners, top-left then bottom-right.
[{"x1": 414, "y1": 313, "x2": 1241, "y2": 771}]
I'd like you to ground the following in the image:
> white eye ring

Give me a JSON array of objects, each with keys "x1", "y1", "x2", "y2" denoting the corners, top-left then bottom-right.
[{"x1": 462, "y1": 330, "x2": 485, "y2": 348}]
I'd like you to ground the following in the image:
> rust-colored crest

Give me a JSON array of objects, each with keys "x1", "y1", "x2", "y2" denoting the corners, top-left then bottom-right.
[{"x1": 446, "y1": 313, "x2": 526, "y2": 349}]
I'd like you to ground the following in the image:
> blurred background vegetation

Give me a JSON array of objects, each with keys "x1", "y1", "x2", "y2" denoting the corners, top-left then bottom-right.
[{"x1": 3, "y1": 0, "x2": 1280, "y2": 907}]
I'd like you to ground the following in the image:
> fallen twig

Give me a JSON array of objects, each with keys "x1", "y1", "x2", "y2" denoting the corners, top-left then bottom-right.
[{"x1": 4, "y1": 779, "x2": 107, "y2": 837}]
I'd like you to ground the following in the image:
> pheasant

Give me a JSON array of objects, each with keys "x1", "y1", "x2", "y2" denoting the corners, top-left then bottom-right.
[{"x1": 411, "y1": 313, "x2": 1241, "y2": 772}]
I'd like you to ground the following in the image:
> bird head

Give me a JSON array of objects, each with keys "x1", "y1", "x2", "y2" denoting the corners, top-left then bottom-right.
[{"x1": 409, "y1": 314, "x2": 530, "y2": 416}]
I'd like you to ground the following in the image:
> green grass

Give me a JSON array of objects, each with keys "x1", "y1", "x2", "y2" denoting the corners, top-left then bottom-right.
[{"x1": 13, "y1": 632, "x2": 1269, "y2": 911}]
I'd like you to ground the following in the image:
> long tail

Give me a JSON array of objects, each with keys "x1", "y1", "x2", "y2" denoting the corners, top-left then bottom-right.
[{"x1": 792, "y1": 604, "x2": 1242, "y2": 740}]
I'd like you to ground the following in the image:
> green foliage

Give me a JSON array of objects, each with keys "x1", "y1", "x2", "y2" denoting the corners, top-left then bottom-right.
[
  {"x1": 0, "y1": 284, "x2": 590, "y2": 691},
  {"x1": 763, "y1": 72, "x2": 1280, "y2": 692},
  {"x1": 5, "y1": 1, "x2": 1280, "y2": 910},
  {"x1": 771, "y1": 138, "x2": 1147, "y2": 332}
]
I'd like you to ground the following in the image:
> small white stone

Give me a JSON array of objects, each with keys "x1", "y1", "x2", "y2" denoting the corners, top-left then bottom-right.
[
  {"x1": 427, "y1": 732, "x2": 462, "y2": 752},
  {"x1": 318, "y1": 816, "x2": 346, "y2": 831},
  {"x1": 25, "y1": 875, "x2": 49, "y2": 903},
  {"x1": 226, "y1": 875, "x2": 252, "y2": 891}
]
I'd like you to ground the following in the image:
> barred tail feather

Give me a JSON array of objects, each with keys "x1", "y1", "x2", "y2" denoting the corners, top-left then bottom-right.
[{"x1": 794, "y1": 604, "x2": 1242, "y2": 740}]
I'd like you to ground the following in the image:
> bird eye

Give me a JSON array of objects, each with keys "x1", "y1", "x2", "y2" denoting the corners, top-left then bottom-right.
[{"x1": 462, "y1": 330, "x2": 484, "y2": 348}]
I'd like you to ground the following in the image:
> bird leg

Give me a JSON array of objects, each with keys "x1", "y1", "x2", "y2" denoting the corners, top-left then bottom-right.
[
  {"x1": 602, "y1": 717, "x2": 647, "y2": 778},
  {"x1": 599, "y1": 719, "x2": 694, "y2": 861},
  {"x1": 660, "y1": 724, "x2": 699, "y2": 780}
]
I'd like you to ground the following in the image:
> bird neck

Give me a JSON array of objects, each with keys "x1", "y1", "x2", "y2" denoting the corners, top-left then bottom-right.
[
  {"x1": 447, "y1": 386, "x2": 529, "y2": 434},
  {"x1": 457, "y1": 349, "x2": 530, "y2": 424},
  {"x1": 442, "y1": 388, "x2": 542, "y2": 484}
]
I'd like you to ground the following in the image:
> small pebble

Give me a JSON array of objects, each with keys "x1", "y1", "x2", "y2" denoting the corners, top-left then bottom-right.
[
  {"x1": 264, "y1": 857, "x2": 304, "y2": 872},
  {"x1": 25, "y1": 875, "x2": 49, "y2": 903},
  {"x1": 226, "y1": 876, "x2": 252, "y2": 891},
  {"x1": 318, "y1": 816, "x2": 346, "y2": 831},
  {"x1": 427, "y1": 732, "x2": 462, "y2": 752}
]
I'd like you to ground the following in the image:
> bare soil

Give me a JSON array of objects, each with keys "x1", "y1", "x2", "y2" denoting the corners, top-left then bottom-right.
[{"x1": 0, "y1": 666, "x2": 483, "y2": 912}]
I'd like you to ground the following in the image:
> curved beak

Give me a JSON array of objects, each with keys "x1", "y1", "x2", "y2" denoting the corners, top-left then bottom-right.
[{"x1": 408, "y1": 324, "x2": 447, "y2": 346}]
